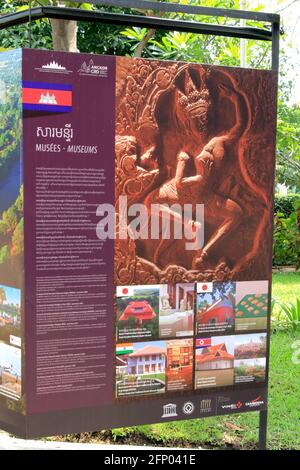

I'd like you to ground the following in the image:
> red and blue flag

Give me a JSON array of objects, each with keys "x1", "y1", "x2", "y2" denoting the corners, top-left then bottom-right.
[
  {"x1": 196, "y1": 338, "x2": 212, "y2": 349},
  {"x1": 22, "y1": 81, "x2": 72, "y2": 113}
]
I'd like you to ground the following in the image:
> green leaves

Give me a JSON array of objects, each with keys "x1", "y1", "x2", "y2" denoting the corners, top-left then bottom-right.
[
  {"x1": 276, "y1": 101, "x2": 300, "y2": 191},
  {"x1": 281, "y1": 299, "x2": 300, "y2": 330},
  {"x1": 273, "y1": 299, "x2": 300, "y2": 331},
  {"x1": 274, "y1": 194, "x2": 300, "y2": 217},
  {"x1": 273, "y1": 204, "x2": 300, "y2": 269},
  {"x1": 120, "y1": 27, "x2": 148, "y2": 42},
  {"x1": 150, "y1": 31, "x2": 199, "y2": 61},
  {"x1": 80, "y1": 3, "x2": 93, "y2": 10}
]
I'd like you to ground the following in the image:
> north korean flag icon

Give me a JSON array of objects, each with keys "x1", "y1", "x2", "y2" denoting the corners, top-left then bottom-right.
[{"x1": 196, "y1": 338, "x2": 212, "y2": 349}]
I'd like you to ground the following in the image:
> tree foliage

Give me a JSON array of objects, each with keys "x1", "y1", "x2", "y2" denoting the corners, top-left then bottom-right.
[
  {"x1": 0, "y1": 0, "x2": 299, "y2": 191},
  {"x1": 0, "y1": 186, "x2": 24, "y2": 263}
]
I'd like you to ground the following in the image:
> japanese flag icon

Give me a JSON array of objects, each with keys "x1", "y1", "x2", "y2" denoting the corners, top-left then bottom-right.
[
  {"x1": 197, "y1": 282, "x2": 213, "y2": 294},
  {"x1": 116, "y1": 286, "x2": 135, "y2": 297}
]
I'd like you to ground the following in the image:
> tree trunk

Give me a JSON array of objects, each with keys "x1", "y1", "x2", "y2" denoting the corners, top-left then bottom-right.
[
  {"x1": 134, "y1": 28, "x2": 156, "y2": 58},
  {"x1": 50, "y1": 18, "x2": 78, "y2": 52}
]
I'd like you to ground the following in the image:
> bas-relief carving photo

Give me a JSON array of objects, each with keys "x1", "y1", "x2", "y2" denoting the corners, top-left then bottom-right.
[{"x1": 115, "y1": 57, "x2": 277, "y2": 285}]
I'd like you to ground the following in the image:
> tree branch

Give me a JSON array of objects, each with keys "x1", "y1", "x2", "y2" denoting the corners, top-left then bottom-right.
[
  {"x1": 276, "y1": 0, "x2": 299, "y2": 13},
  {"x1": 134, "y1": 28, "x2": 156, "y2": 57}
]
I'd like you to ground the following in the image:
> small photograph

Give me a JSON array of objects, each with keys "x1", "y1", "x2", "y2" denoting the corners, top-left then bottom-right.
[
  {"x1": 116, "y1": 341, "x2": 166, "y2": 398},
  {"x1": 235, "y1": 281, "x2": 269, "y2": 331},
  {"x1": 196, "y1": 282, "x2": 235, "y2": 335},
  {"x1": 116, "y1": 285, "x2": 160, "y2": 341},
  {"x1": 166, "y1": 339, "x2": 193, "y2": 392},
  {"x1": 234, "y1": 358, "x2": 266, "y2": 384},
  {"x1": 0, "y1": 285, "x2": 21, "y2": 344},
  {"x1": 195, "y1": 336, "x2": 234, "y2": 389},
  {"x1": 234, "y1": 333, "x2": 267, "y2": 360},
  {"x1": 0, "y1": 342, "x2": 21, "y2": 400},
  {"x1": 159, "y1": 283, "x2": 194, "y2": 338}
]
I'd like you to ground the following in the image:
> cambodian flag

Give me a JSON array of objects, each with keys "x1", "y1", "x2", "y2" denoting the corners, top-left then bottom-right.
[
  {"x1": 196, "y1": 338, "x2": 212, "y2": 349},
  {"x1": 22, "y1": 81, "x2": 72, "y2": 113}
]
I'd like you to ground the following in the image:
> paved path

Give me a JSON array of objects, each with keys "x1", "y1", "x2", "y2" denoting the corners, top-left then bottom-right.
[{"x1": 0, "y1": 430, "x2": 171, "y2": 451}]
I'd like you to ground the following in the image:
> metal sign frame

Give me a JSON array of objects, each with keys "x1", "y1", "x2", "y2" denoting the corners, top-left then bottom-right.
[
  {"x1": 0, "y1": 1, "x2": 280, "y2": 70},
  {"x1": 0, "y1": 1, "x2": 280, "y2": 450}
]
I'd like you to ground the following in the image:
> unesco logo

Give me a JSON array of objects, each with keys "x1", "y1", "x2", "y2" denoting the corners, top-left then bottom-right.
[
  {"x1": 161, "y1": 403, "x2": 178, "y2": 418},
  {"x1": 182, "y1": 402, "x2": 195, "y2": 415}
]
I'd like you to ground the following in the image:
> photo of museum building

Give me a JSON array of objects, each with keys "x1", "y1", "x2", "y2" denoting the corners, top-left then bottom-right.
[
  {"x1": 197, "y1": 282, "x2": 235, "y2": 335},
  {"x1": 126, "y1": 345, "x2": 166, "y2": 375},
  {"x1": 119, "y1": 300, "x2": 157, "y2": 325},
  {"x1": 195, "y1": 336, "x2": 235, "y2": 388},
  {"x1": 116, "y1": 341, "x2": 166, "y2": 398},
  {"x1": 196, "y1": 343, "x2": 234, "y2": 370},
  {"x1": 116, "y1": 285, "x2": 160, "y2": 341}
]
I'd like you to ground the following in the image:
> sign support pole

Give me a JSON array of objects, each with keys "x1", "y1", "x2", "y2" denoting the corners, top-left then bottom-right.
[{"x1": 259, "y1": 409, "x2": 268, "y2": 450}]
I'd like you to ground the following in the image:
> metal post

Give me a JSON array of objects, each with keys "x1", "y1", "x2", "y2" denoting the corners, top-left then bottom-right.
[
  {"x1": 240, "y1": 0, "x2": 247, "y2": 67},
  {"x1": 259, "y1": 409, "x2": 268, "y2": 450},
  {"x1": 272, "y1": 20, "x2": 280, "y2": 71},
  {"x1": 257, "y1": 14, "x2": 280, "y2": 453},
  {"x1": 28, "y1": 0, "x2": 32, "y2": 48}
]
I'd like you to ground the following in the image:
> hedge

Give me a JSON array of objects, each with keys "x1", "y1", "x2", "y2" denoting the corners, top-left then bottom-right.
[
  {"x1": 274, "y1": 194, "x2": 300, "y2": 217},
  {"x1": 273, "y1": 194, "x2": 300, "y2": 268}
]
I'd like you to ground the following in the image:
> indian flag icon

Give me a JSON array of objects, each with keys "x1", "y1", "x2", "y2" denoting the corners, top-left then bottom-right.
[{"x1": 116, "y1": 343, "x2": 134, "y2": 355}]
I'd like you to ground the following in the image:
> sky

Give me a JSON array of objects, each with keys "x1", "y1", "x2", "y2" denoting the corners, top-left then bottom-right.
[
  {"x1": 133, "y1": 341, "x2": 166, "y2": 350},
  {"x1": 0, "y1": 285, "x2": 21, "y2": 306},
  {"x1": 234, "y1": 332, "x2": 266, "y2": 347},
  {"x1": 212, "y1": 335, "x2": 235, "y2": 354}
]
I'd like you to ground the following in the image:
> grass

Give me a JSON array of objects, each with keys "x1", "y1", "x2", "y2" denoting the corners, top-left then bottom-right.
[
  {"x1": 272, "y1": 272, "x2": 299, "y2": 304},
  {"x1": 272, "y1": 272, "x2": 299, "y2": 323}
]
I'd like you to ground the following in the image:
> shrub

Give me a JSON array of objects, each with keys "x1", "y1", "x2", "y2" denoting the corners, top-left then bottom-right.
[
  {"x1": 274, "y1": 194, "x2": 300, "y2": 218},
  {"x1": 272, "y1": 299, "x2": 300, "y2": 331},
  {"x1": 273, "y1": 197, "x2": 300, "y2": 267}
]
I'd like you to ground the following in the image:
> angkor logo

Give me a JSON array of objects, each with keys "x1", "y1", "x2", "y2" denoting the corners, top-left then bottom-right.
[{"x1": 78, "y1": 59, "x2": 108, "y2": 77}]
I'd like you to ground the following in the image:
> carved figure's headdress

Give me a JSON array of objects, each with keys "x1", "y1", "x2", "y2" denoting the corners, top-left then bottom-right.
[{"x1": 175, "y1": 68, "x2": 211, "y2": 128}]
